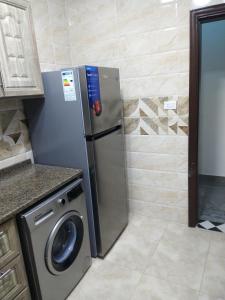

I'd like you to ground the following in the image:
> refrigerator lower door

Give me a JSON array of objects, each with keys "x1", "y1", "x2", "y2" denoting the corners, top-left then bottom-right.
[{"x1": 93, "y1": 127, "x2": 128, "y2": 257}]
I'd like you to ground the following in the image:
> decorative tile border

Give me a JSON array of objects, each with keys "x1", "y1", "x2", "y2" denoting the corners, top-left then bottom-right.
[
  {"x1": 123, "y1": 96, "x2": 189, "y2": 136},
  {"x1": 0, "y1": 99, "x2": 31, "y2": 161}
]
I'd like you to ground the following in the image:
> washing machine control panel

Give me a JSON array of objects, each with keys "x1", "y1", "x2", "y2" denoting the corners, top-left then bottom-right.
[{"x1": 57, "y1": 198, "x2": 66, "y2": 206}]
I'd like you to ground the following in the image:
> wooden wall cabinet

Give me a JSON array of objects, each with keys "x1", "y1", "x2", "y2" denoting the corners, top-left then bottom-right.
[{"x1": 0, "y1": 0, "x2": 43, "y2": 98}]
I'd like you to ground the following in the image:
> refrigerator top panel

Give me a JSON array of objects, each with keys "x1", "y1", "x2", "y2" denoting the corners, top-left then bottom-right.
[{"x1": 79, "y1": 66, "x2": 123, "y2": 136}]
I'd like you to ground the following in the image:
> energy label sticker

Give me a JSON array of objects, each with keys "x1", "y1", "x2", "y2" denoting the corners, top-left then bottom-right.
[{"x1": 61, "y1": 70, "x2": 77, "y2": 101}]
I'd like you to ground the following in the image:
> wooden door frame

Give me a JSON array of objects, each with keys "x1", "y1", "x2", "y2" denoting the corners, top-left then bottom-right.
[{"x1": 189, "y1": 3, "x2": 225, "y2": 227}]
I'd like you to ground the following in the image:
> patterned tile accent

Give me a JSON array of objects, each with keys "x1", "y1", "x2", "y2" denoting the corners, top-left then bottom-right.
[
  {"x1": 198, "y1": 220, "x2": 225, "y2": 233},
  {"x1": 123, "y1": 97, "x2": 189, "y2": 136},
  {"x1": 0, "y1": 99, "x2": 31, "y2": 161}
]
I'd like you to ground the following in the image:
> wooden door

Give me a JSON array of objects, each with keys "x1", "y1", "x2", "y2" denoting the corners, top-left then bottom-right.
[{"x1": 189, "y1": 4, "x2": 225, "y2": 226}]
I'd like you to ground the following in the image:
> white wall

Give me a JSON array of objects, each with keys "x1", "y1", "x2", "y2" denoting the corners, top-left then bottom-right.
[{"x1": 199, "y1": 20, "x2": 225, "y2": 177}]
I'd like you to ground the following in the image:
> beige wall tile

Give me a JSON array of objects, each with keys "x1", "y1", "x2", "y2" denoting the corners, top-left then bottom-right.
[
  {"x1": 128, "y1": 184, "x2": 176, "y2": 204},
  {"x1": 118, "y1": 50, "x2": 189, "y2": 79},
  {"x1": 36, "y1": 39, "x2": 55, "y2": 64},
  {"x1": 127, "y1": 168, "x2": 187, "y2": 191},
  {"x1": 118, "y1": 28, "x2": 177, "y2": 58},
  {"x1": 128, "y1": 184, "x2": 188, "y2": 208},
  {"x1": 129, "y1": 199, "x2": 188, "y2": 224},
  {"x1": 176, "y1": 25, "x2": 189, "y2": 50},
  {"x1": 51, "y1": 19, "x2": 70, "y2": 48},
  {"x1": 54, "y1": 45, "x2": 71, "y2": 66},
  {"x1": 177, "y1": 0, "x2": 190, "y2": 27},
  {"x1": 190, "y1": 0, "x2": 225, "y2": 10},
  {"x1": 177, "y1": 190, "x2": 188, "y2": 208},
  {"x1": 31, "y1": 0, "x2": 51, "y2": 41},
  {"x1": 127, "y1": 152, "x2": 187, "y2": 173},
  {"x1": 68, "y1": 4, "x2": 117, "y2": 46},
  {"x1": 125, "y1": 135, "x2": 187, "y2": 155},
  {"x1": 67, "y1": 0, "x2": 116, "y2": 18},
  {"x1": 39, "y1": 63, "x2": 58, "y2": 72},
  {"x1": 70, "y1": 38, "x2": 119, "y2": 66},
  {"x1": 117, "y1": 0, "x2": 177, "y2": 35},
  {"x1": 128, "y1": 183, "x2": 188, "y2": 209},
  {"x1": 120, "y1": 78, "x2": 153, "y2": 99},
  {"x1": 151, "y1": 74, "x2": 181, "y2": 95},
  {"x1": 176, "y1": 136, "x2": 188, "y2": 154},
  {"x1": 33, "y1": 0, "x2": 71, "y2": 67}
]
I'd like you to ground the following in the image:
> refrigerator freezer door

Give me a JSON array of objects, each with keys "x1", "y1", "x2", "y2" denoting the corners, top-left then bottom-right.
[
  {"x1": 79, "y1": 67, "x2": 123, "y2": 136},
  {"x1": 93, "y1": 127, "x2": 128, "y2": 257}
]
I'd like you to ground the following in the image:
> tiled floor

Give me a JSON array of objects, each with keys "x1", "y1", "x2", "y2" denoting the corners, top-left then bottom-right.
[
  {"x1": 199, "y1": 175, "x2": 225, "y2": 223},
  {"x1": 198, "y1": 220, "x2": 225, "y2": 233},
  {"x1": 67, "y1": 214, "x2": 225, "y2": 300}
]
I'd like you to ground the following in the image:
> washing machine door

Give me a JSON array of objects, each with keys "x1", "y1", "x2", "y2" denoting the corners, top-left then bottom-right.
[{"x1": 45, "y1": 211, "x2": 84, "y2": 275}]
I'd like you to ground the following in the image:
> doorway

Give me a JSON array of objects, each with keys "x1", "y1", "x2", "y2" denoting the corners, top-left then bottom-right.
[{"x1": 189, "y1": 4, "x2": 225, "y2": 228}]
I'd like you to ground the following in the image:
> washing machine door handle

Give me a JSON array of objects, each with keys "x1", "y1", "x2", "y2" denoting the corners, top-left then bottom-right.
[{"x1": 45, "y1": 210, "x2": 84, "y2": 275}]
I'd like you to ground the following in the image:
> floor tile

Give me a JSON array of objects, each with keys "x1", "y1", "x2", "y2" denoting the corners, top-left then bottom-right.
[
  {"x1": 105, "y1": 215, "x2": 166, "y2": 271},
  {"x1": 128, "y1": 214, "x2": 168, "y2": 242},
  {"x1": 209, "y1": 231, "x2": 225, "y2": 259},
  {"x1": 200, "y1": 254, "x2": 225, "y2": 298},
  {"x1": 131, "y1": 275, "x2": 199, "y2": 300},
  {"x1": 198, "y1": 220, "x2": 224, "y2": 232},
  {"x1": 145, "y1": 223, "x2": 210, "y2": 290},
  {"x1": 129, "y1": 199, "x2": 188, "y2": 224},
  {"x1": 67, "y1": 259, "x2": 142, "y2": 300},
  {"x1": 199, "y1": 293, "x2": 225, "y2": 300},
  {"x1": 66, "y1": 218, "x2": 225, "y2": 300},
  {"x1": 199, "y1": 220, "x2": 215, "y2": 230},
  {"x1": 217, "y1": 223, "x2": 225, "y2": 233}
]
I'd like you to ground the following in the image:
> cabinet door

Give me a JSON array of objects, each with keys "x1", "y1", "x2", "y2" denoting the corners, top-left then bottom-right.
[
  {"x1": 0, "y1": 0, "x2": 43, "y2": 97},
  {"x1": 0, "y1": 219, "x2": 20, "y2": 269},
  {"x1": 14, "y1": 288, "x2": 31, "y2": 300},
  {"x1": 0, "y1": 255, "x2": 27, "y2": 300}
]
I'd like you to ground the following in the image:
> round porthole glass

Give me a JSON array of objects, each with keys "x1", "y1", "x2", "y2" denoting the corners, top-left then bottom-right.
[{"x1": 46, "y1": 211, "x2": 84, "y2": 275}]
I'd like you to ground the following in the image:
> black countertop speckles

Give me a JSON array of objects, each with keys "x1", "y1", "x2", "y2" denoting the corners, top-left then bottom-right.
[{"x1": 0, "y1": 160, "x2": 82, "y2": 224}]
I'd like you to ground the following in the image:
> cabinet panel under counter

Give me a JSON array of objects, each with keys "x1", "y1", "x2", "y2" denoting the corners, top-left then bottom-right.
[
  {"x1": 0, "y1": 254, "x2": 28, "y2": 300},
  {"x1": 0, "y1": 219, "x2": 20, "y2": 269}
]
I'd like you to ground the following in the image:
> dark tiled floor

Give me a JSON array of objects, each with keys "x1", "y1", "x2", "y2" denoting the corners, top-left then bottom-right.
[{"x1": 199, "y1": 175, "x2": 225, "y2": 223}]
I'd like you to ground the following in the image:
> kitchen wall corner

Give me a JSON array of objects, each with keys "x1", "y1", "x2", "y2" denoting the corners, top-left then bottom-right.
[{"x1": 0, "y1": 0, "x2": 72, "y2": 169}]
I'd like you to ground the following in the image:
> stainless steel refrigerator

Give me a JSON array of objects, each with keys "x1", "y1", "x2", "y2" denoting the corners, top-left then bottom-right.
[{"x1": 24, "y1": 66, "x2": 128, "y2": 258}]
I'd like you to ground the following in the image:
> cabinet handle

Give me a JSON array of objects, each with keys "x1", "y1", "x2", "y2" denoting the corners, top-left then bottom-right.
[
  {"x1": 0, "y1": 232, "x2": 10, "y2": 257},
  {"x1": 0, "y1": 268, "x2": 12, "y2": 280}
]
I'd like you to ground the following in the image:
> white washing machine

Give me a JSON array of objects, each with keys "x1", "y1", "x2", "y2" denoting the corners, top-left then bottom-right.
[{"x1": 18, "y1": 178, "x2": 91, "y2": 300}]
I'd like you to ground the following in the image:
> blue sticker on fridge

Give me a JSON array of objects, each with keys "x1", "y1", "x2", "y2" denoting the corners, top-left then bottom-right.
[{"x1": 85, "y1": 66, "x2": 102, "y2": 116}]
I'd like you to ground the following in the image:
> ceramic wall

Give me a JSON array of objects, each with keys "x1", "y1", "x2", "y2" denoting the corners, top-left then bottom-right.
[{"x1": 66, "y1": 0, "x2": 225, "y2": 223}]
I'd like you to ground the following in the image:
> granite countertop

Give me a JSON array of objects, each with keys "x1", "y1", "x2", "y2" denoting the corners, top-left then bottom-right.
[{"x1": 0, "y1": 160, "x2": 82, "y2": 224}]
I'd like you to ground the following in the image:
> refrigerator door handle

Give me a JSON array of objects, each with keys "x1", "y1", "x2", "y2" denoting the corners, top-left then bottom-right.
[{"x1": 85, "y1": 125, "x2": 122, "y2": 141}]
